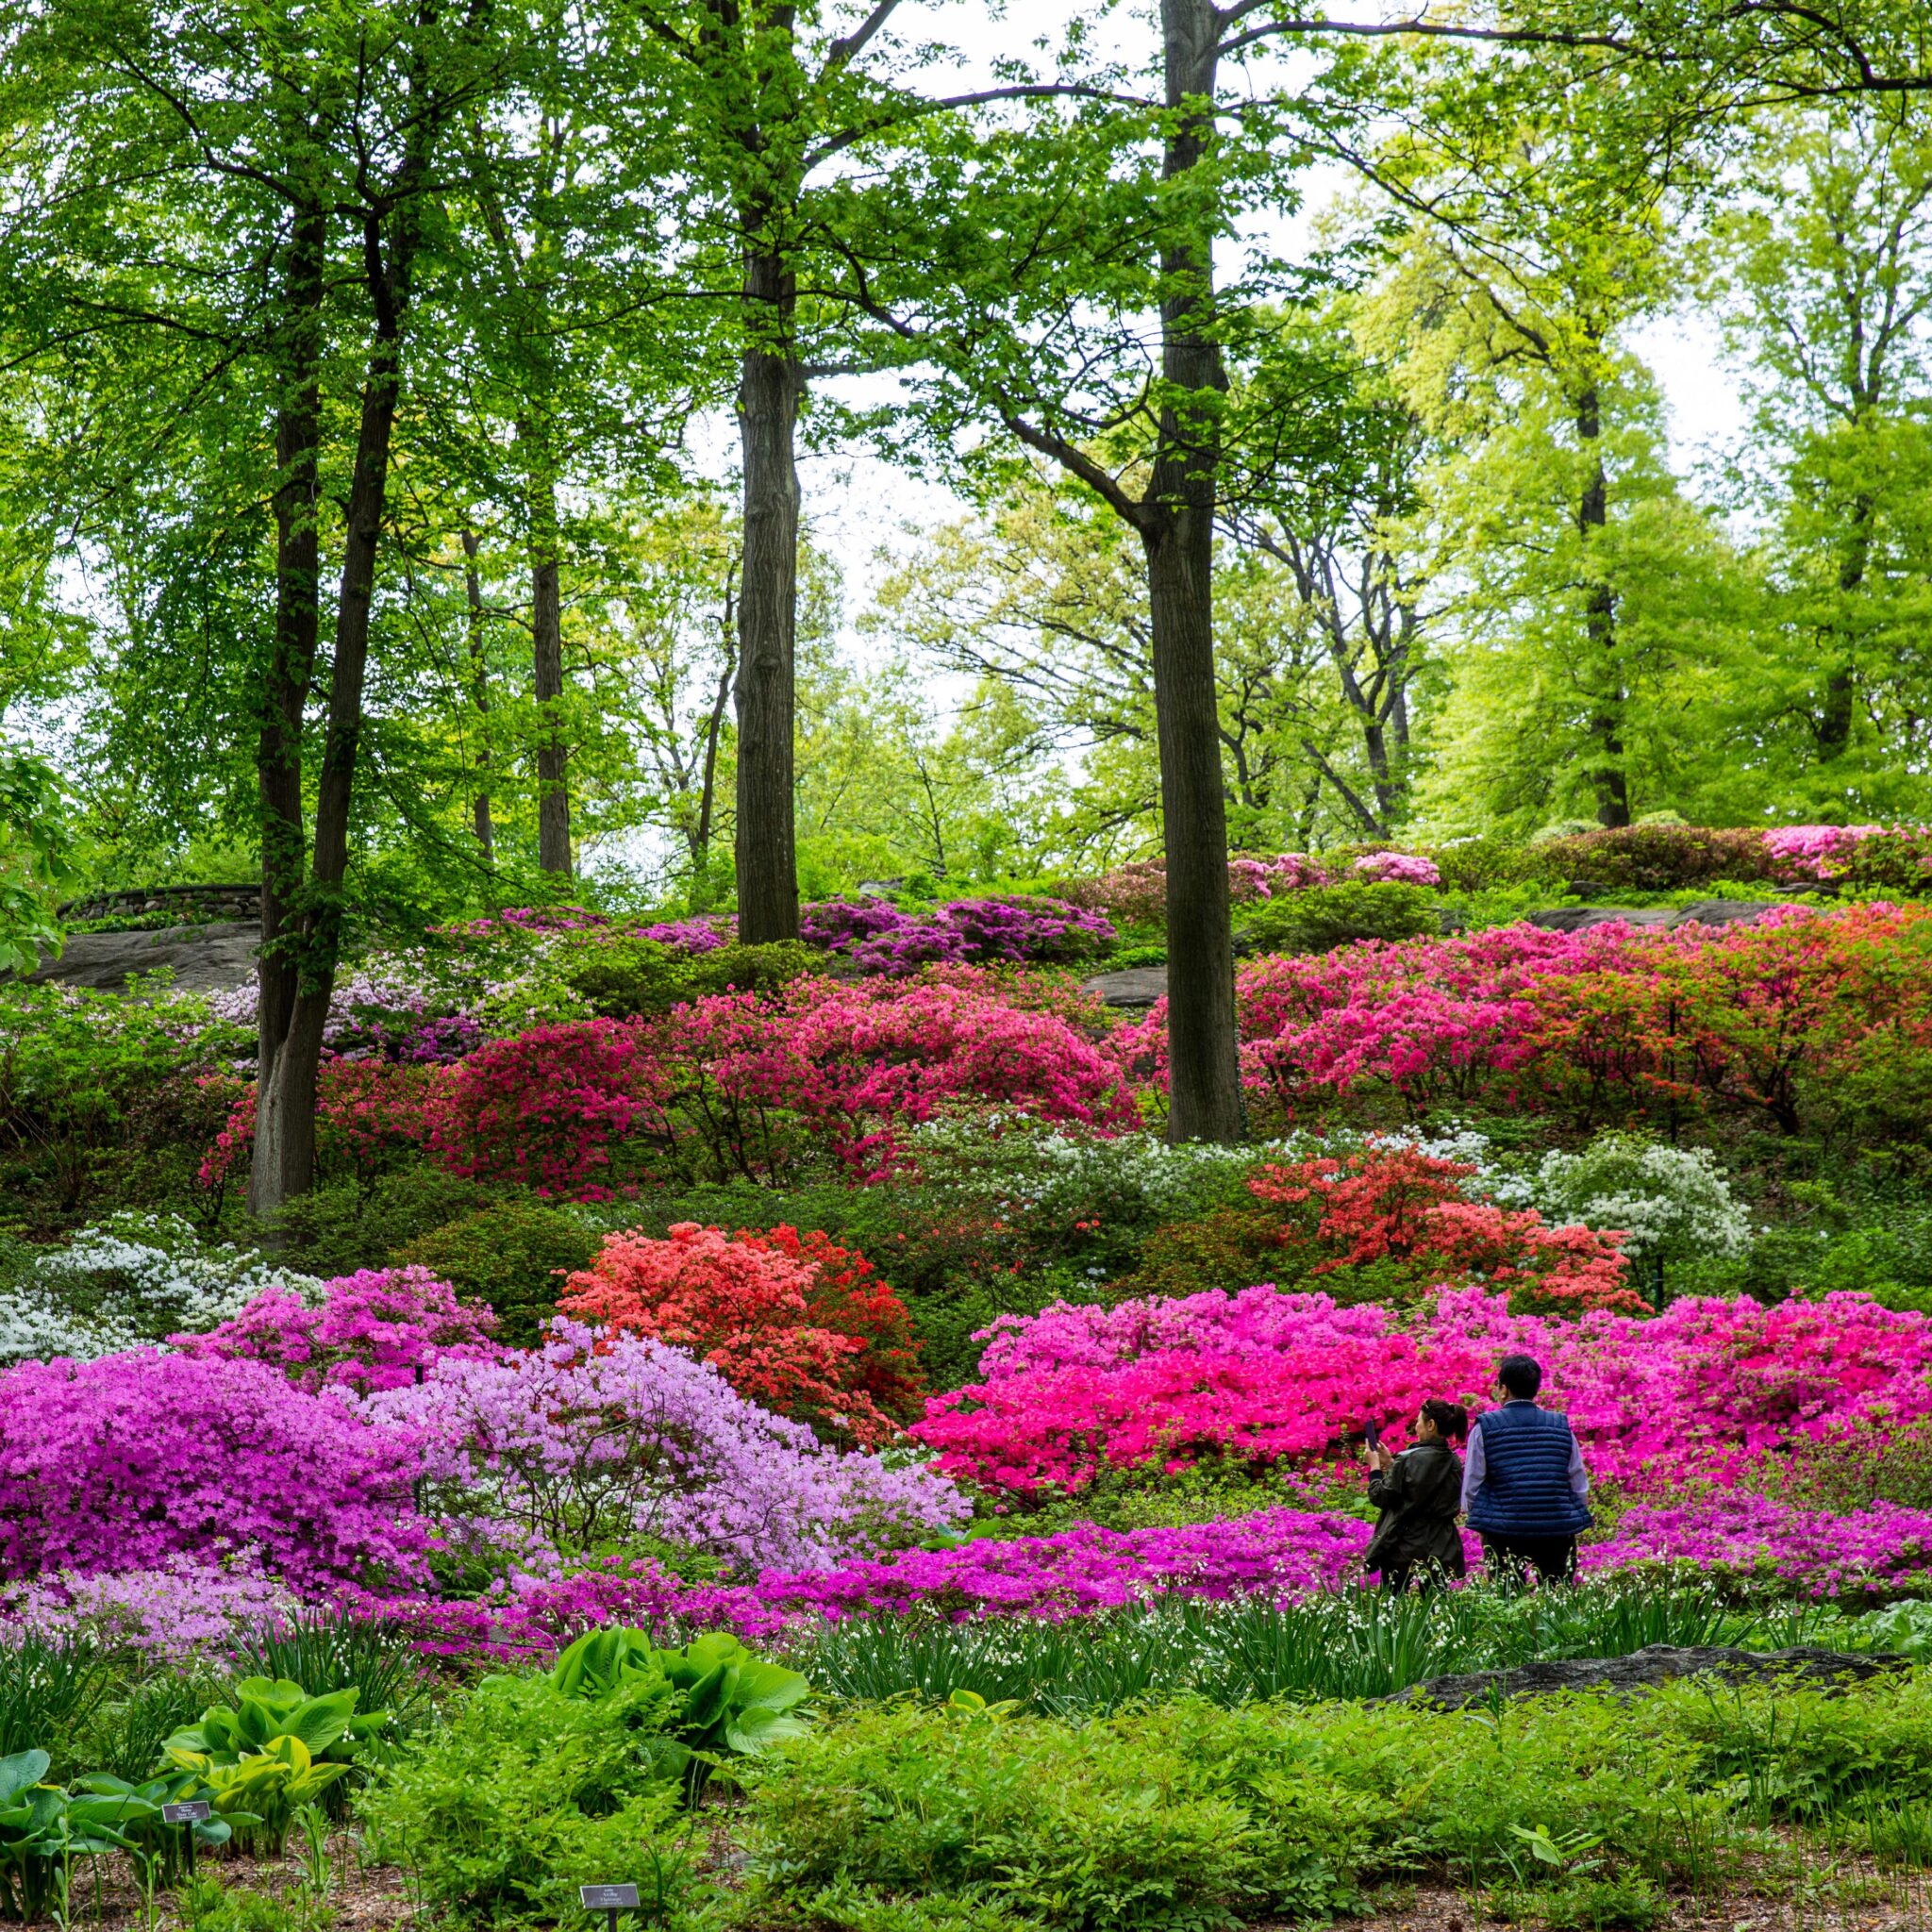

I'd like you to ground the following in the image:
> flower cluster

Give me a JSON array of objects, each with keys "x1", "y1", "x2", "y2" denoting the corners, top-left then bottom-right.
[
  {"x1": 173, "y1": 1266, "x2": 502, "y2": 1393},
  {"x1": 359, "y1": 1321, "x2": 966, "y2": 1574},
  {"x1": 558, "y1": 1224, "x2": 921, "y2": 1446},
  {"x1": 1248, "y1": 1146, "x2": 1646, "y2": 1315},
  {"x1": 800, "y1": 896, "x2": 1115, "y2": 976},
  {"x1": 913, "y1": 1283, "x2": 1932, "y2": 1497},
  {"x1": 1761, "y1": 824, "x2": 1890, "y2": 879},
  {"x1": 1535, "y1": 1134, "x2": 1751, "y2": 1265},
  {"x1": 0, "y1": 1215, "x2": 324, "y2": 1366},
  {"x1": 0, "y1": 1350, "x2": 434, "y2": 1587},
  {"x1": 0, "y1": 1554, "x2": 298, "y2": 1658}
]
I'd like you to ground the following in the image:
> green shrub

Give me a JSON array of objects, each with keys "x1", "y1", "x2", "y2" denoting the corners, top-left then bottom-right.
[
  {"x1": 257, "y1": 1168, "x2": 492, "y2": 1280},
  {"x1": 1530, "y1": 824, "x2": 1776, "y2": 891},
  {"x1": 175, "y1": 1875, "x2": 330, "y2": 1932},
  {"x1": 1237, "y1": 882, "x2": 1437, "y2": 956},
  {"x1": 395, "y1": 1200, "x2": 600, "y2": 1344},
  {"x1": 358, "y1": 1670, "x2": 691, "y2": 1925},
  {"x1": 562, "y1": 937, "x2": 819, "y2": 1020}
]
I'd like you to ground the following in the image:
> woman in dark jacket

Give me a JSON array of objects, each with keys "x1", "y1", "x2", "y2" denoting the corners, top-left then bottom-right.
[{"x1": 1361, "y1": 1399, "x2": 1470, "y2": 1591}]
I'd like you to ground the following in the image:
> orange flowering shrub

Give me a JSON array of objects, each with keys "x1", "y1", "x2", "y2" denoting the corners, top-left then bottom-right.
[{"x1": 557, "y1": 1223, "x2": 922, "y2": 1447}]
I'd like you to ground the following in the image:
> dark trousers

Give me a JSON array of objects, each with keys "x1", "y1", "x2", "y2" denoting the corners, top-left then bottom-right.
[{"x1": 1479, "y1": 1532, "x2": 1578, "y2": 1587}]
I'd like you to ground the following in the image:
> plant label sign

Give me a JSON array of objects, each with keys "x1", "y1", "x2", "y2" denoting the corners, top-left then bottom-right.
[
  {"x1": 580, "y1": 1884, "x2": 640, "y2": 1909},
  {"x1": 161, "y1": 1801, "x2": 212, "y2": 1824}
]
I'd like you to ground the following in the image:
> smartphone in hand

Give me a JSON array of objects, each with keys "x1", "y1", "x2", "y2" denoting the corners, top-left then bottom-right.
[{"x1": 1364, "y1": 1418, "x2": 1381, "y2": 1450}]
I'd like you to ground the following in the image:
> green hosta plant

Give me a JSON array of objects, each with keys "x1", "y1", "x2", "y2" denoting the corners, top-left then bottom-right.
[
  {"x1": 165, "y1": 1678, "x2": 387, "y2": 1770},
  {"x1": 73, "y1": 1774, "x2": 240, "y2": 1889},
  {"x1": 0, "y1": 1747, "x2": 163, "y2": 1924},
  {"x1": 541, "y1": 1628, "x2": 811, "y2": 1789},
  {"x1": 162, "y1": 1735, "x2": 342, "y2": 1857}
]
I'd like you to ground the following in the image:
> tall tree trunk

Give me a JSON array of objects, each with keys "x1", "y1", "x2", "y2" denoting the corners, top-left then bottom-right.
[
  {"x1": 252, "y1": 203, "x2": 327, "y2": 1218},
  {"x1": 251, "y1": 202, "x2": 421, "y2": 1219},
  {"x1": 733, "y1": 240, "x2": 802, "y2": 943},
  {"x1": 1147, "y1": 0, "x2": 1241, "y2": 1143},
  {"x1": 1576, "y1": 384, "x2": 1629, "y2": 827},
  {"x1": 461, "y1": 525, "x2": 495, "y2": 865},
  {"x1": 529, "y1": 468, "x2": 572, "y2": 875}
]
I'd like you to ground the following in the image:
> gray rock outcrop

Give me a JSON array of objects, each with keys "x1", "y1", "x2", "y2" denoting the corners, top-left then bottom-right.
[
  {"x1": 12, "y1": 921, "x2": 258, "y2": 995},
  {"x1": 1399, "y1": 1643, "x2": 1907, "y2": 1709}
]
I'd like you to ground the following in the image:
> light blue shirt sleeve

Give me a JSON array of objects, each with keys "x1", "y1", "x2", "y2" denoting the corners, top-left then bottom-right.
[
  {"x1": 1570, "y1": 1437, "x2": 1590, "y2": 1497},
  {"x1": 1459, "y1": 1425, "x2": 1484, "y2": 1514}
]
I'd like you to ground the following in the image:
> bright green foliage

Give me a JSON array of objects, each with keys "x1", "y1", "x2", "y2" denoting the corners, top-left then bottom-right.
[
  {"x1": 356, "y1": 1669, "x2": 691, "y2": 1925},
  {"x1": 395, "y1": 1201, "x2": 600, "y2": 1346},
  {"x1": 741, "y1": 1674, "x2": 1932, "y2": 1931},
  {"x1": 1236, "y1": 881, "x2": 1438, "y2": 956}
]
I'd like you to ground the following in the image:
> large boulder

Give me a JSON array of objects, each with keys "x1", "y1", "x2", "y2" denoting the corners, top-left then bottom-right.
[
  {"x1": 1082, "y1": 965, "x2": 1168, "y2": 1011},
  {"x1": 12, "y1": 921, "x2": 258, "y2": 995},
  {"x1": 1400, "y1": 1643, "x2": 1906, "y2": 1709},
  {"x1": 1526, "y1": 907, "x2": 1677, "y2": 933}
]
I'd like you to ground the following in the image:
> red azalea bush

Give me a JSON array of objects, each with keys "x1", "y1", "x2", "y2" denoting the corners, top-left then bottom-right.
[
  {"x1": 432, "y1": 1018, "x2": 661, "y2": 1196},
  {"x1": 913, "y1": 1283, "x2": 1932, "y2": 1499},
  {"x1": 556, "y1": 1223, "x2": 921, "y2": 1447},
  {"x1": 1248, "y1": 1146, "x2": 1646, "y2": 1316}
]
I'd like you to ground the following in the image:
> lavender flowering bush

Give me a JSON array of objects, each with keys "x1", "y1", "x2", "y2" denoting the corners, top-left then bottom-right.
[{"x1": 359, "y1": 1319, "x2": 968, "y2": 1573}]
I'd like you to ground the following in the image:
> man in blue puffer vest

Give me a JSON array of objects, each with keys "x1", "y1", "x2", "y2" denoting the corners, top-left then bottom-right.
[{"x1": 1459, "y1": 1353, "x2": 1592, "y2": 1585}]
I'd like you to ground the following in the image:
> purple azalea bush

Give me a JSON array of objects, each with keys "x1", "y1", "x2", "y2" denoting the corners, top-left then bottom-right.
[
  {"x1": 0, "y1": 1350, "x2": 435, "y2": 1588},
  {"x1": 805, "y1": 895, "x2": 1116, "y2": 977}
]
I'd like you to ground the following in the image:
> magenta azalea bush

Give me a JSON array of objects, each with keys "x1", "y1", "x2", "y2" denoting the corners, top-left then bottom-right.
[
  {"x1": 913, "y1": 1284, "x2": 1932, "y2": 1497},
  {"x1": 0, "y1": 1351, "x2": 434, "y2": 1588},
  {"x1": 172, "y1": 1266, "x2": 501, "y2": 1392},
  {"x1": 801, "y1": 896, "x2": 1115, "y2": 975}
]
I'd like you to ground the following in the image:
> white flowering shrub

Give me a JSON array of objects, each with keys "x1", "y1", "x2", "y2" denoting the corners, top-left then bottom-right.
[
  {"x1": 0, "y1": 1215, "x2": 325, "y2": 1365},
  {"x1": 1535, "y1": 1133, "x2": 1752, "y2": 1268}
]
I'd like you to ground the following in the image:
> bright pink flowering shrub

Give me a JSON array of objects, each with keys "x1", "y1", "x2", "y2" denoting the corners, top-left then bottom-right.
[
  {"x1": 913, "y1": 1284, "x2": 1932, "y2": 1498},
  {"x1": 1351, "y1": 851, "x2": 1441, "y2": 887},
  {"x1": 172, "y1": 1266, "x2": 502, "y2": 1392},
  {"x1": 0, "y1": 1351, "x2": 432, "y2": 1587},
  {"x1": 638, "y1": 975, "x2": 1140, "y2": 1180},
  {"x1": 1762, "y1": 824, "x2": 1889, "y2": 879},
  {"x1": 1120, "y1": 904, "x2": 1932, "y2": 1135}
]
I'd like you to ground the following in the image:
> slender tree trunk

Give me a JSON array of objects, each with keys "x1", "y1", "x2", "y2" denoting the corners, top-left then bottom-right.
[
  {"x1": 1816, "y1": 491, "x2": 1873, "y2": 759},
  {"x1": 691, "y1": 577, "x2": 736, "y2": 907},
  {"x1": 1576, "y1": 384, "x2": 1629, "y2": 827},
  {"x1": 1149, "y1": 0, "x2": 1241, "y2": 1142},
  {"x1": 529, "y1": 466, "x2": 573, "y2": 875},
  {"x1": 461, "y1": 525, "x2": 495, "y2": 864},
  {"x1": 733, "y1": 240, "x2": 802, "y2": 942},
  {"x1": 252, "y1": 203, "x2": 326, "y2": 1218},
  {"x1": 252, "y1": 200, "x2": 422, "y2": 1218}
]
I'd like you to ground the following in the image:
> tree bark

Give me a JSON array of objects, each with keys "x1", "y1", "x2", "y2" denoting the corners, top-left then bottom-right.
[
  {"x1": 733, "y1": 240, "x2": 802, "y2": 943},
  {"x1": 251, "y1": 202, "x2": 326, "y2": 1217},
  {"x1": 1148, "y1": 0, "x2": 1242, "y2": 1144},
  {"x1": 530, "y1": 473, "x2": 573, "y2": 876},
  {"x1": 461, "y1": 525, "x2": 495, "y2": 865},
  {"x1": 1575, "y1": 384, "x2": 1629, "y2": 828},
  {"x1": 1816, "y1": 491, "x2": 1872, "y2": 759},
  {"x1": 251, "y1": 192, "x2": 424, "y2": 1218}
]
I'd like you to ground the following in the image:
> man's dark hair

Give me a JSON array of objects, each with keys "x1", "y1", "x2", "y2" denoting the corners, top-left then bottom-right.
[
  {"x1": 1496, "y1": 1355, "x2": 1542, "y2": 1400},
  {"x1": 1422, "y1": 1398, "x2": 1469, "y2": 1442}
]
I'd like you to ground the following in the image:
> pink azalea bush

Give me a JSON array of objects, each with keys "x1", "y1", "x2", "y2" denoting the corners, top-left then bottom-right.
[
  {"x1": 1762, "y1": 824, "x2": 1890, "y2": 879},
  {"x1": 0, "y1": 1350, "x2": 434, "y2": 1588},
  {"x1": 913, "y1": 1284, "x2": 1932, "y2": 1498},
  {"x1": 172, "y1": 1266, "x2": 502, "y2": 1392},
  {"x1": 358, "y1": 1319, "x2": 967, "y2": 1574}
]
